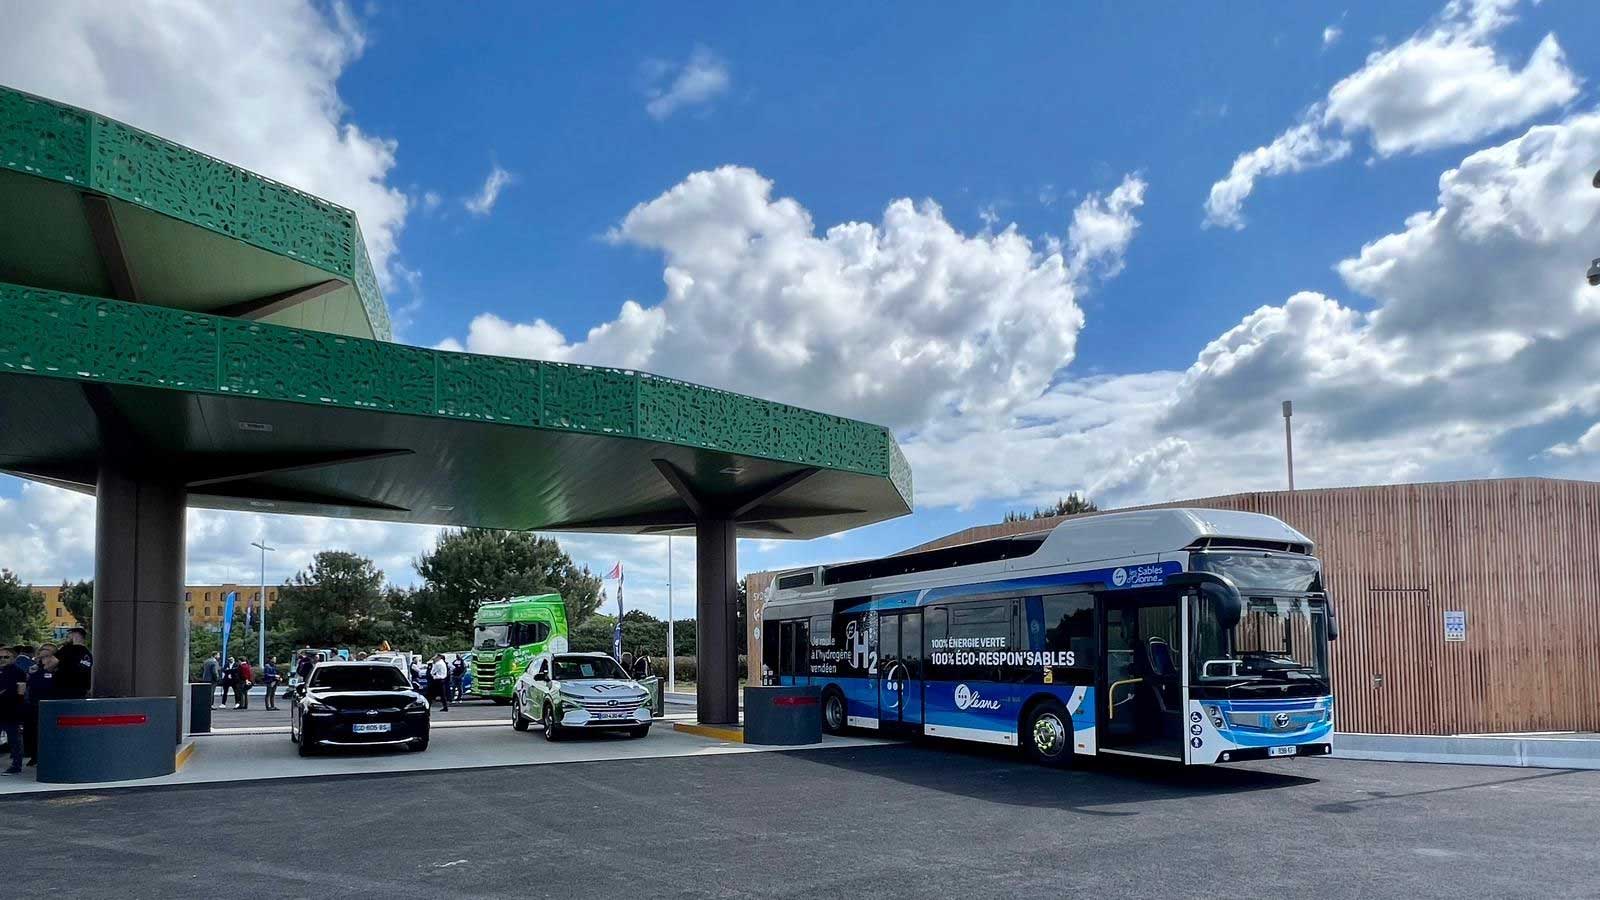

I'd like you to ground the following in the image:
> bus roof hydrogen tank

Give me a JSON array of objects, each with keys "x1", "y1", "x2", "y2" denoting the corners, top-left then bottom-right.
[{"x1": 759, "y1": 508, "x2": 1336, "y2": 766}]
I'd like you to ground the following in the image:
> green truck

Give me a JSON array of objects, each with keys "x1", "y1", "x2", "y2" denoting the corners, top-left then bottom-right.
[{"x1": 471, "y1": 594, "x2": 569, "y2": 702}]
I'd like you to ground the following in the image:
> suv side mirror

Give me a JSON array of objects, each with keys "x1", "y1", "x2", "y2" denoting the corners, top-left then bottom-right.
[{"x1": 533, "y1": 671, "x2": 548, "y2": 682}]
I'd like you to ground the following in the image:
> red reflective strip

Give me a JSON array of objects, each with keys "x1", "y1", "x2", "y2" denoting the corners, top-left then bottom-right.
[
  {"x1": 773, "y1": 696, "x2": 819, "y2": 707},
  {"x1": 56, "y1": 714, "x2": 148, "y2": 728}
]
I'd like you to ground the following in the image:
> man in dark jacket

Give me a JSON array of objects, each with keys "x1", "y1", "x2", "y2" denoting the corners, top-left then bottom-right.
[
  {"x1": 0, "y1": 647, "x2": 24, "y2": 774},
  {"x1": 23, "y1": 647, "x2": 56, "y2": 767},
  {"x1": 54, "y1": 628, "x2": 92, "y2": 700},
  {"x1": 201, "y1": 652, "x2": 221, "y2": 708}
]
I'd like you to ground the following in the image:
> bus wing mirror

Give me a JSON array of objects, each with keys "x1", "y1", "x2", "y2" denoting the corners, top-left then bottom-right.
[
  {"x1": 1217, "y1": 594, "x2": 1244, "y2": 630},
  {"x1": 1326, "y1": 593, "x2": 1340, "y2": 642}
]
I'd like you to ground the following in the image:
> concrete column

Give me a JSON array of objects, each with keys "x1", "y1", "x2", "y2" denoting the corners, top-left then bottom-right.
[
  {"x1": 695, "y1": 517, "x2": 739, "y2": 725},
  {"x1": 92, "y1": 460, "x2": 187, "y2": 739}
]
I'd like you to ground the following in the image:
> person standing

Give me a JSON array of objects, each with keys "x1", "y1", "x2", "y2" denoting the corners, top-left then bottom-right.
[
  {"x1": 201, "y1": 652, "x2": 222, "y2": 709},
  {"x1": 450, "y1": 655, "x2": 466, "y2": 701},
  {"x1": 428, "y1": 654, "x2": 450, "y2": 712},
  {"x1": 236, "y1": 658, "x2": 253, "y2": 710},
  {"x1": 0, "y1": 647, "x2": 24, "y2": 775},
  {"x1": 54, "y1": 627, "x2": 92, "y2": 700},
  {"x1": 220, "y1": 657, "x2": 237, "y2": 709},
  {"x1": 263, "y1": 659, "x2": 280, "y2": 710},
  {"x1": 23, "y1": 647, "x2": 56, "y2": 768}
]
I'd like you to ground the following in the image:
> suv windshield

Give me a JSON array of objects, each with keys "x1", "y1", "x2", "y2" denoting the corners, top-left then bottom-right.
[
  {"x1": 1193, "y1": 588, "x2": 1330, "y2": 693},
  {"x1": 475, "y1": 624, "x2": 510, "y2": 649},
  {"x1": 310, "y1": 665, "x2": 410, "y2": 692},
  {"x1": 553, "y1": 656, "x2": 628, "y2": 681}
]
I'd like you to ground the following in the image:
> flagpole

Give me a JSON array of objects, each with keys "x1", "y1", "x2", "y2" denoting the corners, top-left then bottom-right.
[{"x1": 666, "y1": 536, "x2": 675, "y2": 693}]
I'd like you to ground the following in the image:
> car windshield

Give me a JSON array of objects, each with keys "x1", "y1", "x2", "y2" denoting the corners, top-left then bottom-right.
[
  {"x1": 553, "y1": 656, "x2": 628, "y2": 680},
  {"x1": 309, "y1": 666, "x2": 410, "y2": 692},
  {"x1": 474, "y1": 624, "x2": 510, "y2": 649}
]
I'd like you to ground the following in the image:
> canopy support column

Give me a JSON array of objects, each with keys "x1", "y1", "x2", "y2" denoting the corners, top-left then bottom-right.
[
  {"x1": 694, "y1": 517, "x2": 739, "y2": 725},
  {"x1": 92, "y1": 459, "x2": 188, "y2": 741}
]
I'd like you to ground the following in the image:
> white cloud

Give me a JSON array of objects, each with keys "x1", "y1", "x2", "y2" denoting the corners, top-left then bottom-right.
[
  {"x1": 1205, "y1": 0, "x2": 1578, "y2": 229},
  {"x1": 916, "y1": 110, "x2": 1600, "y2": 511},
  {"x1": 1545, "y1": 423, "x2": 1600, "y2": 458},
  {"x1": 464, "y1": 164, "x2": 514, "y2": 216},
  {"x1": 0, "y1": 1, "x2": 411, "y2": 289},
  {"x1": 1068, "y1": 175, "x2": 1147, "y2": 278},
  {"x1": 644, "y1": 46, "x2": 730, "y2": 121},
  {"x1": 1323, "y1": 25, "x2": 1343, "y2": 48},
  {"x1": 422, "y1": 191, "x2": 442, "y2": 214},
  {"x1": 1204, "y1": 121, "x2": 1352, "y2": 229},
  {"x1": 445, "y1": 166, "x2": 1146, "y2": 430}
]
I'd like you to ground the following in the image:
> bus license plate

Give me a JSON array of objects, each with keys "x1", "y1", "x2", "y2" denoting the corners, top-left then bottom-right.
[
  {"x1": 352, "y1": 723, "x2": 391, "y2": 734},
  {"x1": 1268, "y1": 745, "x2": 1296, "y2": 757}
]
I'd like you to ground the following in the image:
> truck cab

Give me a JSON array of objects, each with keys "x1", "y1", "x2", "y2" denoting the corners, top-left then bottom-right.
[{"x1": 471, "y1": 594, "x2": 569, "y2": 702}]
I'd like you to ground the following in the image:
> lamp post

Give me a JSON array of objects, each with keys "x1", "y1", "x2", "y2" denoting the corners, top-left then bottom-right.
[
  {"x1": 250, "y1": 540, "x2": 274, "y2": 677},
  {"x1": 1282, "y1": 400, "x2": 1295, "y2": 491},
  {"x1": 667, "y1": 535, "x2": 676, "y2": 693}
]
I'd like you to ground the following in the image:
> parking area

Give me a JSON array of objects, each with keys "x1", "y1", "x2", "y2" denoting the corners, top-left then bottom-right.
[{"x1": 5, "y1": 740, "x2": 1597, "y2": 898}]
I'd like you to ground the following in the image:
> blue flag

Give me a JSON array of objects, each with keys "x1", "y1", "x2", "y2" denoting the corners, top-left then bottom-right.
[
  {"x1": 220, "y1": 590, "x2": 238, "y2": 660},
  {"x1": 612, "y1": 623, "x2": 622, "y2": 662}
]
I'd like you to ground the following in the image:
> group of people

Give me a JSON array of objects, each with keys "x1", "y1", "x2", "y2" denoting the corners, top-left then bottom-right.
[
  {"x1": 0, "y1": 627, "x2": 92, "y2": 775},
  {"x1": 199, "y1": 653, "x2": 282, "y2": 711},
  {"x1": 409, "y1": 653, "x2": 467, "y2": 710}
]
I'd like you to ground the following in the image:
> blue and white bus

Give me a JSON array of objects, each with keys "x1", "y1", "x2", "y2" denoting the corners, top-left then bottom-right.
[{"x1": 758, "y1": 508, "x2": 1336, "y2": 766}]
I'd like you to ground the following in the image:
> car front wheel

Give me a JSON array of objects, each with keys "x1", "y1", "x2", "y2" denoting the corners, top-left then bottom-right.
[
  {"x1": 542, "y1": 704, "x2": 562, "y2": 741},
  {"x1": 512, "y1": 693, "x2": 530, "y2": 732},
  {"x1": 297, "y1": 720, "x2": 317, "y2": 757}
]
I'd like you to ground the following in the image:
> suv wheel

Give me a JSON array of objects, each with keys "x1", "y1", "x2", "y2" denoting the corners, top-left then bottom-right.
[
  {"x1": 511, "y1": 693, "x2": 530, "y2": 732},
  {"x1": 542, "y1": 704, "x2": 562, "y2": 741}
]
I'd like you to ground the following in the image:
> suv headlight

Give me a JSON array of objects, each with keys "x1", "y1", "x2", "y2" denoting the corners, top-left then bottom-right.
[{"x1": 405, "y1": 698, "x2": 428, "y2": 713}]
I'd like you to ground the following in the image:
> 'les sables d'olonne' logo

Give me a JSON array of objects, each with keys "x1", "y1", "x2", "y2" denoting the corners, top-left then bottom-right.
[{"x1": 953, "y1": 684, "x2": 1001, "y2": 711}]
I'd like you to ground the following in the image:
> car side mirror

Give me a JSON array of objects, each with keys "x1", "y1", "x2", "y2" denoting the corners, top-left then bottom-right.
[{"x1": 533, "y1": 672, "x2": 548, "y2": 682}]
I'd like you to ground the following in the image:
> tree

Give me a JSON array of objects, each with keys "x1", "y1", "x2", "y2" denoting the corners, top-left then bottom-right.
[
  {"x1": 411, "y1": 529, "x2": 603, "y2": 641},
  {"x1": 1003, "y1": 493, "x2": 1099, "y2": 523},
  {"x1": 60, "y1": 578, "x2": 93, "y2": 633},
  {"x1": 272, "y1": 551, "x2": 393, "y2": 649},
  {"x1": 0, "y1": 569, "x2": 49, "y2": 645}
]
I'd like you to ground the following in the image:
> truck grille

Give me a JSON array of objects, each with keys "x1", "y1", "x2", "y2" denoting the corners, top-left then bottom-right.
[{"x1": 474, "y1": 660, "x2": 499, "y2": 691}]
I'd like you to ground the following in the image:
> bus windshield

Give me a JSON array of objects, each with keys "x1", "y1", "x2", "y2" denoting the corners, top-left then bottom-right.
[
  {"x1": 475, "y1": 624, "x2": 511, "y2": 649},
  {"x1": 1191, "y1": 551, "x2": 1320, "y2": 591},
  {"x1": 1193, "y1": 589, "x2": 1329, "y2": 696}
]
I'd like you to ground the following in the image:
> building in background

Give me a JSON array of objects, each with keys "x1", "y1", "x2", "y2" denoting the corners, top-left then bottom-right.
[
  {"x1": 32, "y1": 583, "x2": 281, "y2": 639},
  {"x1": 746, "y1": 477, "x2": 1600, "y2": 737}
]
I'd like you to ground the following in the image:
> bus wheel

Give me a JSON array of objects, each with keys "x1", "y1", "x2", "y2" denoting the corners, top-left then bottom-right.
[
  {"x1": 1023, "y1": 701, "x2": 1073, "y2": 767},
  {"x1": 821, "y1": 689, "x2": 847, "y2": 735}
]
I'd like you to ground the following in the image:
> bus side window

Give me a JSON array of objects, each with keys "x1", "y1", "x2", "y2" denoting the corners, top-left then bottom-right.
[
  {"x1": 924, "y1": 606, "x2": 948, "y2": 661},
  {"x1": 1041, "y1": 593, "x2": 1095, "y2": 670}
]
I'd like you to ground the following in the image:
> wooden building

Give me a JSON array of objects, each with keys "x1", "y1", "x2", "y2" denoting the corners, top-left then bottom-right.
[{"x1": 746, "y1": 477, "x2": 1600, "y2": 736}]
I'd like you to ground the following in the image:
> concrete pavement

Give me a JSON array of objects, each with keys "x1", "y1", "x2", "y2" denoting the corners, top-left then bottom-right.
[{"x1": 5, "y1": 744, "x2": 1597, "y2": 898}]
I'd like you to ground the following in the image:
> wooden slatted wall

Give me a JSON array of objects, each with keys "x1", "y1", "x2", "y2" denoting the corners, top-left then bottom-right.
[{"x1": 895, "y1": 477, "x2": 1600, "y2": 735}]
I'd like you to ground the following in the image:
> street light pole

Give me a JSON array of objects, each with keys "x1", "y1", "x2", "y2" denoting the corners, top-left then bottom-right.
[
  {"x1": 250, "y1": 540, "x2": 275, "y2": 677},
  {"x1": 666, "y1": 535, "x2": 676, "y2": 694},
  {"x1": 1282, "y1": 400, "x2": 1296, "y2": 491}
]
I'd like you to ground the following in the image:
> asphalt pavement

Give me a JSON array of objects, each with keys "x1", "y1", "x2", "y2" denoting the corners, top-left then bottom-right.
[{"x1": 5, "y1": 741, "x2": 1597, "y2": 899}]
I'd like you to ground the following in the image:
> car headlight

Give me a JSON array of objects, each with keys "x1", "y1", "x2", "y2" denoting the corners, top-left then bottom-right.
[
  {"x1": 406, "y1": 698, "x2": 428, "y2": 712},
  {"x1": 304, "y1": 697, "x2": 334, "y2": 715}
]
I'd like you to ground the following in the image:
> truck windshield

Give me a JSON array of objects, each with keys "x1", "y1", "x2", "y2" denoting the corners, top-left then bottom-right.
[
  {"x1": 554, "y1": 657, "x2": 628, "y2": 680},
  {"x1": 475, "y1": 624, "x2": 510, "y2": 649},
  {"x1": 1193, "y1": 589, "x2": 1330, "y2": 693}
]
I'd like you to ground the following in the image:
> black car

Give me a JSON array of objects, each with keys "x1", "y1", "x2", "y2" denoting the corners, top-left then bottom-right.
[{"x1": 290, "y1": 661, "x2": 430, "y2": 756}]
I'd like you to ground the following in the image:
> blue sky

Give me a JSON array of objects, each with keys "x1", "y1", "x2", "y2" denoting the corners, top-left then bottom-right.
[{"x1": 3, "y1": 1, "x2": 1599, "y2": 616}]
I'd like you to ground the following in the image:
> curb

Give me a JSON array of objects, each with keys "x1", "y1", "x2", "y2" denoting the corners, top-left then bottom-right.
[{"x1": 1333, "y1": 732, "x2": 1600, "y2": 770}]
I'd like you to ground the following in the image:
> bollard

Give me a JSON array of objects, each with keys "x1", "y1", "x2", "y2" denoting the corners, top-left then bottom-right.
[{"x1": 188, "y1": 682, "x2": 213, "y2": 734}]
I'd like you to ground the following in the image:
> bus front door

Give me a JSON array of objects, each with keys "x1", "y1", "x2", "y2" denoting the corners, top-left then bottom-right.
[
  {"x1": 877, "y1": 611, "x2": 923, "y2": 727},
  {"x1": 1100, "y1": 591, "x2": 1184, "y2": 761}
]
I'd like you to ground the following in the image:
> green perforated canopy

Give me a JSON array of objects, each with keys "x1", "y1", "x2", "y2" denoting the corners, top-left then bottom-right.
[{"x1": 0, "y1": 86, "x2": 912, "y2": 539}]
